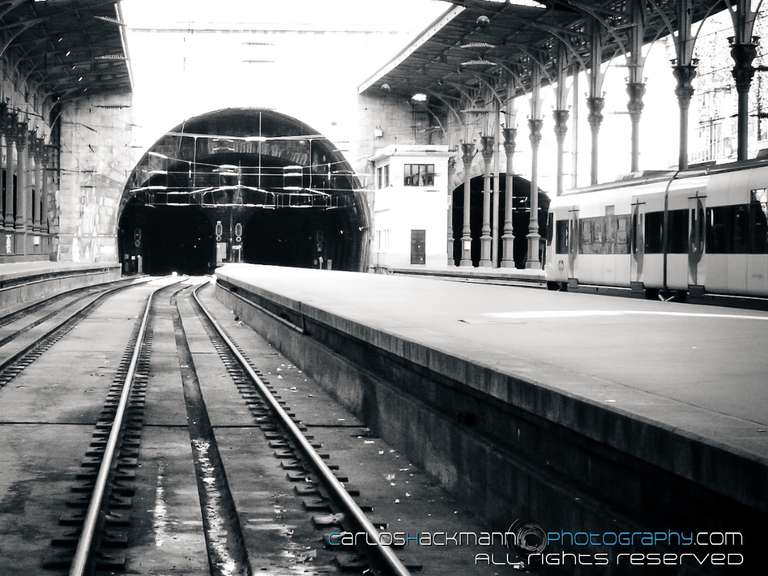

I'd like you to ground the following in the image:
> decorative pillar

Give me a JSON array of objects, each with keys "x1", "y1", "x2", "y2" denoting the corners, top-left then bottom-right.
[
  {"x1": 626, "y1": 82, "x2": 646, "y2": 173},
  {"x1": 459, "y1": 142, "x2": 475, "y2": 267},
  {"x1": 34, "y1": 140, "x2": 43, "y2": 232},
  {"x1": 491, "y1": 105, "x2": 501, "y2": 267},
  {"x1": 672, "y1": 0, "x2": 696, "y2": 171},
  {"x1": 673, "y1": 63, "x2": 697, "y2": 170},
  {"x1": 447, "y1": 156, "x2": 455, "y2": 266},
  {"x1": 627, "y1": 0, "x2": 646, "y2": 174},
  {"x1": 527, "y1": 61, "x2": 543, "y2": 269},
  {"x1": 731, "y1": 39, "x2": 758, "y2": 161},
  {"x1": 41, "y1": 143, "x2": 50, "y2": 235},
  {"x1": 15, "y1": 123, "x2": 26, "y2": 231},
  {"x1": 479, "y1": 135, "x2": 494, "y2": 267},
  {"x1": 501, "y1": 127, "x2": 516, "y2": 268},
  {"x1": 527, "y1": 117, "x2": 543, "y2": 269},
  {"x1": 24, "y1": 132, "x2": 34, "y2": 231},
  {"x1": 586, "y1": 97, "x2": 604, "y2": 185},
  {"x1": 3, "y1": 111, "x2": 15, "y2": 230},
  {"x1": 587, "y1": 20, "x2": 605, "y2": 186},
  {"x1": 553, "y1": 109, "x2": 569, "y2": 196}
]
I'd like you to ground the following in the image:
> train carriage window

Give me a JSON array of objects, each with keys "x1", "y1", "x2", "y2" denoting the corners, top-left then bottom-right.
[
  {"x1": 644, "y1": 211, "x2": 664, "y2": 253},
  {"x1": 733, "y1": 204, "x2": 749, "y2": 253},
  {"x1": 556, "y1": 220, "x2": 569, "y2": 254},
  {"x1": 707, "y1": 204, "x2": 750, "y2": 254},
  {"x1": 707, "y1": 206, "x2": 730, "y2": 253},
  {"x1": 616, "y1": 215, "x2": 630, "y2": 253},
  {"x1": 751, "y1": 189, "x2": 768, "y2": 253},
  {"x1": 668, "y1": 209, "x2": 689, "y2": 253}
]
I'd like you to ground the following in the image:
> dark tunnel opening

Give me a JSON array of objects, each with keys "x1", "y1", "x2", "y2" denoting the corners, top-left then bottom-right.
[
  {"x1": 117, "y1": 108, "x2": 368, "y2": 276},
  {"x1": 451, "y1": 175, "x2": 549, "y2": 268}
]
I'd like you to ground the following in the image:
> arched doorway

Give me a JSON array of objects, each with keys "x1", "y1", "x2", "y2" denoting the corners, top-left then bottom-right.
[
  {"x1": 117, "y1": 108, "x2": 369, "y2": 275},
  {"x1": 451, "y1": 175, "x2": 550, "y2": 268}
]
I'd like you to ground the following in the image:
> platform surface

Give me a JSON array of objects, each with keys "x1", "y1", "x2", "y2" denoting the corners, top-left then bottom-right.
[
  {"x1": 218, "y1": 264, "x2": 768, "y2": 469},
  {"x1": 0, "y1": 260, "x2": 119, "y2": 283}
]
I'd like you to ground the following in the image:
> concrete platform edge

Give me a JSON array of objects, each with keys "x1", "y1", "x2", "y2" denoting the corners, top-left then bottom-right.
[{"x1": 215, "y1": 270, "x2": 768, "y2": 513}]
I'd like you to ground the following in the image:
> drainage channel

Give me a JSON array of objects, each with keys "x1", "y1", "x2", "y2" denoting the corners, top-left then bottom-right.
[{"x1": 172, "y1": 284, "x2": 252, "y2": 576}]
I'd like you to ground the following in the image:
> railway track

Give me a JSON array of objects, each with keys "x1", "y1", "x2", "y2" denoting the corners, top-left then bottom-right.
[
  {"x1": 0, "y1": 276, "x2": 150, "y2": 390},
  {"x1": 0, "y1": 276, "x2": 501, "y2": 575},
  {"x1": 38, "y1": 278, "x2": 414, "y2": 575}
]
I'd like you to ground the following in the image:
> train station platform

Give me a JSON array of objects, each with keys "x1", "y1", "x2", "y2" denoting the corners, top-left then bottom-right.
[
  {"x1": 215, "y1": 264, "x2": 767, "y2": 549},
  {"x1": 0, "y1": 261, "x2": 121, "y2": 313}
]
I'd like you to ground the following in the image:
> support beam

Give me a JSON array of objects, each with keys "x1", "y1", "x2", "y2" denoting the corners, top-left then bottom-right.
[
  {"x1": 447, "y1": 156, "x2": 455, "y2": 266},
  {"x1": 460, "y1": 141, "x2": 475, "y2": 267},
  {"x1": 501, "y1": 127, "x2": 516, "y2": 268},
  {"x1": 491, "y1": 103, "x2": 501, "y2": 267},
  {"x1": 480, "y1": 134, "x2": 494, "y2": 267},
  {"x1": 2, "y1": 135, "x2": 11, "y2": 230},
  {"x1": 673, "y1": 63, "x2": 697, "y2": 170},
  {"x1": 527, "y1": 62, "x2": 542, "y2": 269},
  {"x1": 554, "y1": 42, "x2": 570, "y2": 197},
  {"x1": 672, "y1": 0, "x2": 696, "y2": 171},
  {"x1": 728, "y1": 0, "x2": 761, "y2": 162},
  {"x1": 627, "y1": 0, "x2": 646, "y2": 174},
  {"x1": 587, "y1": 19, "x2": 605, "y2": 185}
]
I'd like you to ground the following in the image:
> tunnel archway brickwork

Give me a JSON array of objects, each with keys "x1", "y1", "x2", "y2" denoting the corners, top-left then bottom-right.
[{"x1": 118, "y1": 108, "x2": 368, "y2": 276}]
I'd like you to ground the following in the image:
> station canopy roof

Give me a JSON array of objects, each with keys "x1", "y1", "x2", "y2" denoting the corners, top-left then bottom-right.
[
  {"x1": 359, "y1": 0, "x2": 723, "y2": 101},
  {"x1": 1, "y1": 0, "x2": 131, "y2": 101}
]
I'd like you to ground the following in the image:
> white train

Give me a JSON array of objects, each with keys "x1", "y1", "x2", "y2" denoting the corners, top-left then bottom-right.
[{"x1": 545, "y1": 160, "x2": 768, "y2": 300}]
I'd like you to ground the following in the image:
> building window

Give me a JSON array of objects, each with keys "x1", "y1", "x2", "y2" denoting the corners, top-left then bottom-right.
[
  {"x1": 383, "y1": 165, "x2": 389, "y2": 188},
  {"x1": 404, "y1": 163, "x2": 434, "y2": 187},
  {"x1": 377, "y1": 167, "x2": 382, "y2": 189}
]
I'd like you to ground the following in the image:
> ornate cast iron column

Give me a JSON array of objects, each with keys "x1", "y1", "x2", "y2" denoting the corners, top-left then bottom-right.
[
  {"x1": 626, "y1": 82, "x2": 646, "y2": 173},
  {"x1": 731, "y1": 39, "x2": 758, "y2": 161},
  {"x1": 553, "y1": 109, "x2": 569, "y2": 196},
  {"x1": 501, "y1": 127, "x2": 516, "y2": 268},
  {"x1": 460, "y1": 142, "x2": 475, "y2": 267},
  {"x1": 527, "y1": 117, "x2": 543, "y2": 269},
  {"x1": 447, "y1": 155, "x2": 455, "y2": 266},
  {"x1": 673, "y1": 62, "x2": 697, "y2": 170},
  {"x1": 586, "y1": 96, "x2": 604, "y2": 185},
  {"x1": 479, "y1": 135, "x2": 494, "y2": 267}
]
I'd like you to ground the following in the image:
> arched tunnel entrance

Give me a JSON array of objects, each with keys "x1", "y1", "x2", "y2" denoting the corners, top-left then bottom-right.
[
  {"x1": 451, "y1": 175, "x2": 549, "y2": 268},
  {"x1": 118, "y1": 109, "x2": 368, "y2": 275}
]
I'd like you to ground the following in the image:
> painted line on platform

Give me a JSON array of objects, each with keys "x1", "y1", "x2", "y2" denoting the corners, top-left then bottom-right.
[{"x1": 478, "y1": 310, "x2": 768, "y2": 321}]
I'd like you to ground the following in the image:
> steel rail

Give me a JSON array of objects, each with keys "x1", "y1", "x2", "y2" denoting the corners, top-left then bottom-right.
[
  {"x1": 0, "y1": 275, "x2": 138, "y2": 327},
  {"x1": 68, "y1": 278, "x2": 181, "y2": 576},
  {"x1": 0, "y1": 277, "x2": 153, "y2": 377},
  {"x1": 191, "y1": 280, "x2": 412, "y2": 576}
]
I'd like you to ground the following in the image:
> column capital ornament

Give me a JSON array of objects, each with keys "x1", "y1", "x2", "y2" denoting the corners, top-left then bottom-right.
[
  {"x1": 553, "y1": 109, "x2": 569, "y2": 140},
  {"x1": 33, "y1": 137, "x2": 45, "y2": 161},
  {"x1": 480, "y1": 135, "x2": 494, "y2": 162},
  {"x1": 672, "y1": 63, "x2": 698, "y2": 108},
  {"x1": 502, "y1": 127, "x2": 517, "y2": 156},
  {"x1": 528, "y1": 117, "x2": 543, "y2": 148},
  {"x1": 14, "y1": 118, "x2": 29, "y2": 146},
  {"x1": 626, "y1": 82, "x2": 646, "y2": 117},
  {"x1": 460, "y1": 142, "x2": 476, "y2": 167},
  {"x1": 43, "y1": 144, "x2": 57, "y2": 166},
  {"x1": 3, "y1": 112, "x2": 19, "y2": 140},
  {"x1": 730, "y1": 41, "x2": 758, "y2": 93},
  {"x1": 586, "y1": 97, "x2": 605, "y2": 130}
]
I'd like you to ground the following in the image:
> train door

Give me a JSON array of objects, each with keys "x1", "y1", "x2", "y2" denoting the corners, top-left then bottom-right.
[
  {"x1": 568, "y1": 208, "x2": 579, "y2": 279},
  {"x1": 630, "y1": 197, "x2": 645, "y2": 285},
  {"x1": 688, "y1": 193, "x2": 706, "y2": 287}
]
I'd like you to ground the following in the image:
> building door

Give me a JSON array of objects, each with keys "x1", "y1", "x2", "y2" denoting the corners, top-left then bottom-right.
[{"x1": 410, "y1": 229, "x2": 426, "y2": 265}]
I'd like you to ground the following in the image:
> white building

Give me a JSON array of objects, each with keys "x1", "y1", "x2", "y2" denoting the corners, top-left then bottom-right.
[{"x1": 370, "y1": 144, "x2": 451, "y2": 270}]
